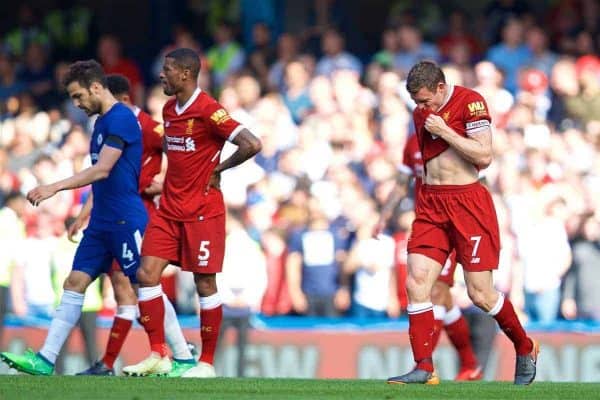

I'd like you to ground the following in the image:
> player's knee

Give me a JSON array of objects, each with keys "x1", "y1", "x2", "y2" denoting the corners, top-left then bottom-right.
[
  {"x1": 194, "y1": 274, "x2": 217, "y2": 297},
  {"x1": 467, "y1": 286, "x2": 495, "y2": 311},
  {"x1": 406, "y1": 276, "x2": 428, "y2": 302},
  {"x1": 136, "y1": 265, "x2": 158, "y2": 285},
  {"x1": 63, "y1": 275, "x2": 87, "y2": 293}
]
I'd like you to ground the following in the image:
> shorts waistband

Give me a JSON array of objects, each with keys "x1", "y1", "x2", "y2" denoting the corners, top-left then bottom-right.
[{"x1": 421, "y1": 181, "x2": 481, "y2": 193}]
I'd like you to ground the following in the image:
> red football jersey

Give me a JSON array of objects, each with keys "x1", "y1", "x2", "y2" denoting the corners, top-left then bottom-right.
[
  {"x1": 412, "y1": 85, "x2": 491, "y2": 169},
  {"x1": 135, "y1": 107, "x2": 164, "y2": 194},
  {"x1": 159, "y1": 88, "x2": 242, "y2": 221},
  {"x1": 400, "y1": 133, "x2": 424, "y2": 196}
]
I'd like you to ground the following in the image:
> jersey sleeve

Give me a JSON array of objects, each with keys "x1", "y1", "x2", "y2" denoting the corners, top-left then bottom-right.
[
  {"x1": 107, "y1": 108, "x2": 141, "y2": 144},
  {"x1": 203, "y1": 98, "x2": 243, "y2": 142},
  {"x1": 463, "y1": 91, "x2": 492, "y2": 136},
  {"x1": 400, "y1": 136, "x2": 415, "y2": 176}
]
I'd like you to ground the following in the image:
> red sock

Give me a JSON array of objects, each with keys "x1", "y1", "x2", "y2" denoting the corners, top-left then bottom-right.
[
  {"x1": 138, "y1": 296, "x2": 168, "y2": 356},
  {"x1": 430, "y1": 319, "x2": 444, "y2": 350},
  {"x1": 445, "y1": 316, "x2": 478, "y2": 369},
  {"x1": 408, "y1": 306, "x2": 434, "y2": 372},
  {"x1": 199, "y1": 305, "x2": 223, "y2": 365},
  {"x1": 493, "y1": 298, "x2": 532, "y2": 355},
  {"x1": 102, "y1": 317, "x2": 133, "y2": 368}
]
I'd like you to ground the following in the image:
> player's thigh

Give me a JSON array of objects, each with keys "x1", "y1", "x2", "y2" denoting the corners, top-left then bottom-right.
[
  {"x1": 72, "y1": 229, "x2": 113, "y2": 284},
  {"x1": 141, "y1": 214, "x2": 180, "y2": 265},
  {"x1": 109, "y1": 226, "x2": 144, "y2": 284},
  {"x1": 181, "y1": 214, "x2": 226, "y2": 273},
  {"x1": 450, "y1": 187, "x2": 500, "y2": 272}
]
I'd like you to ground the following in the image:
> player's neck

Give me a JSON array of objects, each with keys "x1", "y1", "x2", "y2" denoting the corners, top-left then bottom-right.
[
  {"x1": 99, "y1": 91, "x2": 118, "y2": 115},
  {"x1": 176, "y1": 86, "x2": 199, "y2": 108}
]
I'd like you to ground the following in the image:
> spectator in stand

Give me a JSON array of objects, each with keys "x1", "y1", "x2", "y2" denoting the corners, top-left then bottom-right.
[
  {"x1": 394, "y1": 25, "x2": 440, "y2": 75},
  {"x1": 282, "y1": 60, "x2": 313, "y2": 125},
  {"x1": 216, "y1": 210, "x2": 267, "y2": 376},
  {"x1": 525, "y1": 26, "x2": 558, "y2": 77},
  {"x1": 18, "y1": 43, "x2": 54, "y2": 109},
  {"x1": 486, "y1": 18, "x2": 532, "y2": 94},
  {"x1": 286, "y1": 202, "x2": 345, "y2": 317},
  {"x1": 0, "y1": 52, "x2": 26, "y2": 102},
  {"x1": 473, "y1": 61, "x2": 514, "y2": 128},
  {"x1": 206, "y1": 22, "x2": 246, "y2": 92},
  {"x1": 372, "y1": 28, "x2": 401, "y2": 70},
  {"x1": 563, "y1": 214, "x2": 600, "y2": 321},
  {"x1": 97, "y1": 35, "x2": 144, "y2": 105},
  {"x1": 315, "y1": 28, "x2": 362, "y2": 78},
  {"x1": 436, "y1": 11, "x2": 482, "y2": 62},
  {"x1": 268, "y1": 33, "x2": 300, "y2": 92},
  {"x1": 246, "y1": 22, "x2": 277, "y2": 91},
  {"x1": 566, "y1": 55, "x2": 600, "y2": 125}
]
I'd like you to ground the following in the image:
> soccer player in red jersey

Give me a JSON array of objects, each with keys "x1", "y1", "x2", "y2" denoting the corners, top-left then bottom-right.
[
  {"x1": 375, "y1": 133, "x2": 483, "y2": 381},
  {"x1": 386, "y1": 62, "x2": 538, "y2": 385},
  {"x1": 123, "y1": 48, "x2": 261, "y2": 377},
  {"x1": 72, "y1": 74, "x2": 196, "y2": 376}
]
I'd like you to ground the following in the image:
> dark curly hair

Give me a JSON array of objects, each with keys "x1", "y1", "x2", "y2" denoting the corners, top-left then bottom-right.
[{"x1": 62, "y1": 59, "x2": 106, "y2": 89}]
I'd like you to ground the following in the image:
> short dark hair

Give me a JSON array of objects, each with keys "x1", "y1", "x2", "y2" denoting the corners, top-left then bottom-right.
[
  {"x1": 4, "y1": 191, "x2": 24, "y2": 205},
  {"x1": 62, "y1": 59, "x2": 106, "y2": 89},
  {"x1": 105, "y1": 74, "x2": 130, "y2": 96},
  {"x1": 165, "y1": 48, "x2": 201, "y2": 77},
  {"x1": 406, "y1": 61, "x2": 446, "y2": 94}
]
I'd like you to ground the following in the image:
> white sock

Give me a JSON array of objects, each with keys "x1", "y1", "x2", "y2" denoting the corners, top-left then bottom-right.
[
  {"x1": 116, "y1": 305, "x2": 137, "y2": 321},
  {"x1": 407, "y1": 302, "x2": 433, "y2": 314},
  {"x1": 433, "y1": 305, "x2": 446, "y2": 321},
  {"x1": 162, "y1": 294, "x2": 193, "y2": 360},
  {"x1": 138, "y1": 285, "x2": 163, "y2": 301},
  {"x1": 39, "y1": 290, "x2": 84, "y2": 364},
  {"x1": 487, "y1": 292, "x2": 505, "y2": 316},
  {"x1": 444, "y1": 305, "x2": 462, "y2": 326},
  {"x1": 199, "y1": 292, "x2": 222, "y2": 310}
]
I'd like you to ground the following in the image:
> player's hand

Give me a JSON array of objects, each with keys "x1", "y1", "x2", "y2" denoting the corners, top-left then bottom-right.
[
  {"x1": 144, "y1": 177, "x2": 163, "y2": 196},
  {"x1": 26, "y1": 184, "x2": 57, "y2": 207},
  {"x1": 67, "y1": 217, "x2": 85, "y2": 243},
  {"x1": 561, "y1": 298, "x2": 577, "y2": 320},
  {"x1": 372, "y1": 219, "x2": 386, "y2": 238},
  {"x1": 334, "y1": 287, "x2": 351, "y2": 311},
  {"x1": 290, "y1": 291, "x2": 308, "y2": 314},
  {"x1": 206, "y1": 170, "x2": 221, "y2": 193},
  {"x1": 424, "y1": 114, "x2": 448, "y2": 137}
]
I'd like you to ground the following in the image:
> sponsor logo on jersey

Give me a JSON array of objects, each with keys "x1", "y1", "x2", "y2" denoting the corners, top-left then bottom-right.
[
  {"x1": 210, "y1": 108, "x2": 231, "y2": 125},
  {"x1": 467, "y1": 101, "x2": 488, "y2": 117},
  {"x1": 186, "y1": 119, "x2": 194, "y2": 135},
  {"x1": 165, "y1": 135, "x2": 196, "y2": 152}
]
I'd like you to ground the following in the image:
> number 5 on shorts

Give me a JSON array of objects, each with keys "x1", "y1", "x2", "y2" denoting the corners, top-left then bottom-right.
[
  {"x1": 470, "y1": 235, "x2": 481, "y2": 264},
  {"x1": 198, "y1": 240, "x2": 211, "y2": 267}
]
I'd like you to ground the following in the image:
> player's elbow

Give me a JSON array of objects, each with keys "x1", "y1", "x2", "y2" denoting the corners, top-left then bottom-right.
[
  {"x1": 247, "y1": 135, "x2": 262, "y2": 157},
  {"x1": 94, "y1": 166, "x2": 111, "y2": 180},
  {"x1": 477, "y1": 154, "x2": 492, "y2": 169}
]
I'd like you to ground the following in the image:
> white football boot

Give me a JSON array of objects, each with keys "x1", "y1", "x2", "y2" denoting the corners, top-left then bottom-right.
[
  {"x1": 181, "y1": 361, "x2": 217, "y2": 378},
  {"x1": 123, "y1": 353, "x2": 172, "y2": 376}
]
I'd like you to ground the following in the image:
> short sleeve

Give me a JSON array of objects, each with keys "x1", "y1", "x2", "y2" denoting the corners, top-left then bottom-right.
[
  {"x1": 203, "y1": 98, "x2": 242, "y2": 142},
  {"x1": 107, "y1": 108, "x2": 141, "y2": 144},
  {"x1": 463, "y1": 91, "x2": 492, "y2": 135}
]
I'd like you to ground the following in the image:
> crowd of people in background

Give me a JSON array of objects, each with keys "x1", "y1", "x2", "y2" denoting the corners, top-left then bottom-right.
[{"x1": 1, "y1": 0, "x2": 600, "y2": 341}]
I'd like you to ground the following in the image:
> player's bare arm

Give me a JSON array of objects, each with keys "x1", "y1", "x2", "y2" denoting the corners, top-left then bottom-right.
[
  {"x1": 27, "y1": 145, "x2": 122, "y2": 206},
  {"x1": 208, "y1": 128, "x2": 262, "y2": 191}
]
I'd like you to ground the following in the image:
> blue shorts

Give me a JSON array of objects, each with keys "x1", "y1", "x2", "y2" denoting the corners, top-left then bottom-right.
[{"x1": 72, "y1": 224, "x2": 145, "y2": 283}]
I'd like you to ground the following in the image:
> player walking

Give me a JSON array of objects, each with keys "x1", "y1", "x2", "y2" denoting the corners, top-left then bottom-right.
[{"x1": 386, "y1": 61, "x2": 538, "y2": 385}]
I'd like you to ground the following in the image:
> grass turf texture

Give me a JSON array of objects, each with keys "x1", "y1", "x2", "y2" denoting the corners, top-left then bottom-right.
[{"x1": 1, "y1": 376, "x2": 598, "y2": 400}]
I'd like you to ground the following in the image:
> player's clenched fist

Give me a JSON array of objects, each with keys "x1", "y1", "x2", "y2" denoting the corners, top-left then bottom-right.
[
  {"x1": 26, "y1": 184, "x2": 57, "y2": 207},
  {"x1": 424, "y1": 114, "x2": 448, "y2": 137}
]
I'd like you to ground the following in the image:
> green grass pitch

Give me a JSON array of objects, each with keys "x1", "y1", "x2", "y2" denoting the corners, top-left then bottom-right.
[{"x1": 1, "y1": 376, "x2": 599, "y2": 400}]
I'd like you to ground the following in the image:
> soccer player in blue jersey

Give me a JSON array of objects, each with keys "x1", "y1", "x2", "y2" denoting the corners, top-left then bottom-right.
[{"x1": 0, "y1": 60, "x2": 148, "y2": 375}]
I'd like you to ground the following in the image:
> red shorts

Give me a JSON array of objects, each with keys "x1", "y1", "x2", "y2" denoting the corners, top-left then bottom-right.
[
  {"x1": 408, "y1": 182, "x2": 500, "y2": 272},
  {"x1": 141, "y1": 212, "x2": 226, "y2": 273}
]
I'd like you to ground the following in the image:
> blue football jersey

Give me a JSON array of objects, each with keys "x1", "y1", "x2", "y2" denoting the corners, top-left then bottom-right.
[{"x1": 88, "y1": 102, "x2": 147, "y2": 229}]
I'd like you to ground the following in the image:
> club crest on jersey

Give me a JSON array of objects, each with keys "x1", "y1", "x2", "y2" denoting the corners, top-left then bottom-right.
[
  {"x1": 185, "y1": 119, "x2": 194, "y2": 135},
  {"x1": 97, "y1": 133, "x2": 103, "y2": 145},
  {"x1": 210, "y1": 108, "x2": 231, "y2": 125},
  {"x1": 442, "y1": 111, "x2": 450, "y2": 122}
]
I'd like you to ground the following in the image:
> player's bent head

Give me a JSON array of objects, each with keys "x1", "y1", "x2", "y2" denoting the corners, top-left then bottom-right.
[
  {"x1": 63, "y1": 59, "x2": 106, "y2": 91},
  {"x1": 165, "y1": 47, "x2": 201, "y2": 79},
  {"x1": 106, "y1": 74, "x2": 131, "y2": 103},
  {"x1": 406, "y1": 61, "x2": 446, "y2": 95}
]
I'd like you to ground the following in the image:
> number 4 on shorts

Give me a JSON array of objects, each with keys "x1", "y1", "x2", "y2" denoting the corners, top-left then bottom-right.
[{"x1": 198, "y1": 241, "x2": 211, "y2": 267}]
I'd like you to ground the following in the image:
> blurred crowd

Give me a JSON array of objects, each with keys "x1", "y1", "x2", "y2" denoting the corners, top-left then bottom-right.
[{"x1": 1, "y1": 0, "x2": 600, "y2": 332}]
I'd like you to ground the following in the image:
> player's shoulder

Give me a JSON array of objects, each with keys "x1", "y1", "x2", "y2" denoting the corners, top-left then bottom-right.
[
  {"x1": 163, "y1": 97, "x2": 177, "y2": 113},
  {"x1": 454, "y1": 85, "x2": 485, "y2": 103},
  {"x1": 106, "y1": 103, "x2": 137, "y2": 124}
]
